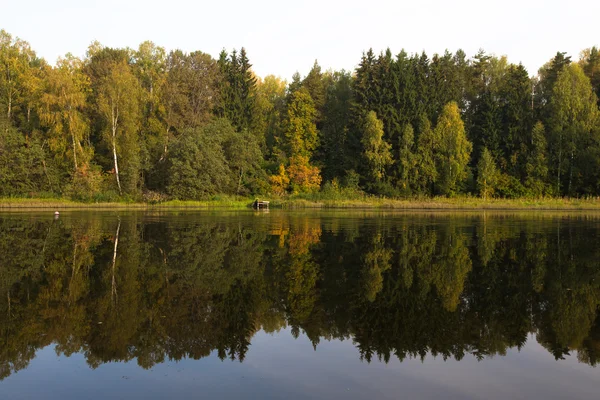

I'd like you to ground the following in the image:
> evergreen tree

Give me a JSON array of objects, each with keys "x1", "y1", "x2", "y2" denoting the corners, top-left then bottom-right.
[
  {"x1": 216, "y1": 48, "x2": 257, "y2": 132},
  {"x1": 498, "y1": 64, "x2": 534, "y2": 179},
  {"x1": 320, "y1": 71, "x2": 355, "y2": 181},
  {"x1": 302, "y1": 60, "x2": 325, "y2": 123},
  {"x1": 415, "y1": 115, "x2": 438, "y2": 195},
  {"x1": 470, "y1": 89, "x2": 502, "y2": 166},
  {"x1": 580, "y1": 47, "x2": 600, "y2": 106},
  {"x1": 525, "y1": 121, "x2": 549, "y2": 196},
  {"x1": 354, "y1": 49, "x2": 377, "y2": 112},
  {"x1": 288, "y1": 72, "x2": 302, "y2": 94}
]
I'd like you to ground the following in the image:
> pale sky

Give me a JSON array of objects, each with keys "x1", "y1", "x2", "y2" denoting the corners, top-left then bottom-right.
[{"x1": 1, "y1": 0, "x2": 598, "y2": 80}]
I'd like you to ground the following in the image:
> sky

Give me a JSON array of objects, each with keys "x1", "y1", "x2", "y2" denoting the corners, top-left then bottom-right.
[{"x1": 1, "y1": 0, "x2": 598, "y2": 80}]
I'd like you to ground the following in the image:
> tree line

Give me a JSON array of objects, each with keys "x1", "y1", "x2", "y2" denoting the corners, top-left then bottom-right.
[
  {"x1": 1, "y1": 213, "x2": 600, "y2": 378},
  {"x1": 1, "y1": 29, "x2": 599, "y2": 200}
]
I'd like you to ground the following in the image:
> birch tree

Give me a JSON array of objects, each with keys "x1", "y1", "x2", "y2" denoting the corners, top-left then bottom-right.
[
  {"x1": 39, "y1": 54, "x2": 90, "y2": 173},
  {"x1": 97, "y1": 61, "x2": 140, "y2": 195},
  {"x1": 435, "y1": 102, "x2": 472, "y2": 195},
  {"x1": 550, "y1": 63, "x2": 599, "y2": 195}
]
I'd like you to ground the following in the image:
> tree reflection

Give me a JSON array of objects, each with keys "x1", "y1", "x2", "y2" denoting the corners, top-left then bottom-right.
[{"x1": 1, "y1": 212, "x2": 600, "y2": 380}]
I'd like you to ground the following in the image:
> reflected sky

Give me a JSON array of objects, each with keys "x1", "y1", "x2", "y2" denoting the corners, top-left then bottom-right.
[{"x1": 1, "y1": 330, "x2": 598, "y2": 400}]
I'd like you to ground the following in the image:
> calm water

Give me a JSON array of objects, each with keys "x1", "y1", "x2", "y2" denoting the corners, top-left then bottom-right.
[{"x1": 1, "y1": 210, "x2": 600, "y2": 399}]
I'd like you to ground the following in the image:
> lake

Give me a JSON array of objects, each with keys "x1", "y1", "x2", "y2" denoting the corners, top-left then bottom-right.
[{"x1": 0, "y1": 210, "x2": 599, "y2": 399}]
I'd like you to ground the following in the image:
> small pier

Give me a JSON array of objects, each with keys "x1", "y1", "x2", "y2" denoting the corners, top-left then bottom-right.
[{"x1": 253, "y1": 200, "x2": 270, "y2": 210}]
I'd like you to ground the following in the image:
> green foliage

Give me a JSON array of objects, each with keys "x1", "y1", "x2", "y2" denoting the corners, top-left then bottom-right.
[
  {"x1": 397, "y1": 124, "x2": 416, "y2": 193},
  {"x1": 525, "y1": 122, "x2": 549, "y2": 196},
  {"x1": 0, "y1": 120, "x2": 50, "y2": 195},
  {"x1": 320, "y1": 71, "x2": 356, "y2": 180},
  {"x1": 167, "y1": 124, "x2": 230, "y2": 199},
  {"x1": 434, "y1": 102, "x2": 472, "y2": 195},
  {"x1": 166, "y1": 118, "x2": 266, "y2": 199},
  {"x1": 283, "y1": 87, "x2": 319, "y2": 158},
  {"x1": 216, "y1": 48, "x2": 257, "y2": 132},
  {"x1": 361, "y1": 111, "x2": 393, "y2": 184},
  {"x1": 495, "y1": 173, "x2": 528, "y2": 198},
  {"x1": 415, "y1": 115, "x2": 438, "y2": 195},
  {"x1": 220, "y1": 121, "x2": 267, "y2": 195},
  {"x1": 580, "y1": 46, "x2": 600, "y2": 106},
  {"x1": 477, "y1": 147, "x2": 498, "y2": 199},
  {"x1": 548, "y1": 63, "x2": 599, "y2": 195}
]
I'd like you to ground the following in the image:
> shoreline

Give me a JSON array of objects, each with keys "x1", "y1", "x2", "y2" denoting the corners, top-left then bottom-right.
[{"x1": 1, "y1": 197, "x2": 600, "y2": 211}]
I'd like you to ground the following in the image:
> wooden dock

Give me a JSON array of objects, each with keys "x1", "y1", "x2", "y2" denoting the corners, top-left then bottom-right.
[{"x1": 253, "y1": 200, "x2": 270, "y2": 209}]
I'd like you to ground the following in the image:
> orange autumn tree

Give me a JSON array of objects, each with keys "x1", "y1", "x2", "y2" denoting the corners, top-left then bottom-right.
[
  {"x1": 287, "y1": 155, "x2": 321, "y2": 193},
  {"x1": 271, "y1": 87, "x2": 322, "y2": 195},
  {"x1": 269, "y1": 164, "x2": 290, "y2": 195}
]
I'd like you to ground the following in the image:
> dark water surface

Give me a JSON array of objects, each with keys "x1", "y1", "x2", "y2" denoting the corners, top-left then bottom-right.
[{"x1": 1, "y1": 210, "x2": 600, "y2": 399}]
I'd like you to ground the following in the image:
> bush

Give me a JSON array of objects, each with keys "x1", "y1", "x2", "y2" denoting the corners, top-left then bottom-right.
[{"x1": 495, "y1": 173, "x2": 528, "y2": 198}]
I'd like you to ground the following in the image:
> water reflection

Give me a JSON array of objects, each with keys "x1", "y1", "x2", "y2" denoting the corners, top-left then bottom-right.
[{"x1": 1, "y1": 211, "x2": 600, "y2": 380}]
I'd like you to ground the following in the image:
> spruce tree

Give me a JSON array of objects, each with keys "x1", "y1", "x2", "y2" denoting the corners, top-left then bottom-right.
[
  {"x1": 525, "y1": 121, "x2": 549, "y2": 196},
  {"x1": 415, "y1": 115, "x2": 438, "y2": 195}
]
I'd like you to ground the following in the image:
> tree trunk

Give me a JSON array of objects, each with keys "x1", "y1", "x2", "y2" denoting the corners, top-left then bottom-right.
[
  {"x1": 70, "y1": 115, "x2": 78, "y2": 172},
  {"x1": 237, "y1": 168, "x2": 243, "y2": 195},
  {"x1": 7, "y1": 92, "x2": 11, "y2": 120},
  {"x1": 557, "y1": 143, "x2": 562, "y2": 195},
  {"x1": 159, "y1": 126, "x2": 169, "y2": 162},
  {"x1": 568, "y1": 150, "x2": 574, "y2": 195},
  {"x1": 40, "y1": 142, "x2": 53, "y2": 191},
  {"x1": 111, "y1": 102, "x2": 122, "y2": 195},
  {"x1": 111, "y1": 219, "x2": 121, "y2": 306}
]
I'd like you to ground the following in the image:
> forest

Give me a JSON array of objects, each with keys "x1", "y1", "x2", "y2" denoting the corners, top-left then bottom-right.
[
  {"x1": 1, "y1": 29, "x2": 600, "y2": 201},
  {"x1": 1, "y1": 213, "x2": 600, "y2": 379}
]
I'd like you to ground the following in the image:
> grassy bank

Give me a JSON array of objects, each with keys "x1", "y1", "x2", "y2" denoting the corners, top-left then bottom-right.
[
  {"x1": 0, "y1": 197, "x2": 253, "y2": 209},
  {"x1": 273, "y1": 197, "x2": 600, "y2": 210},
  {"x1": 1, "y1": 195, "x2": 600, "y2": 210}
]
